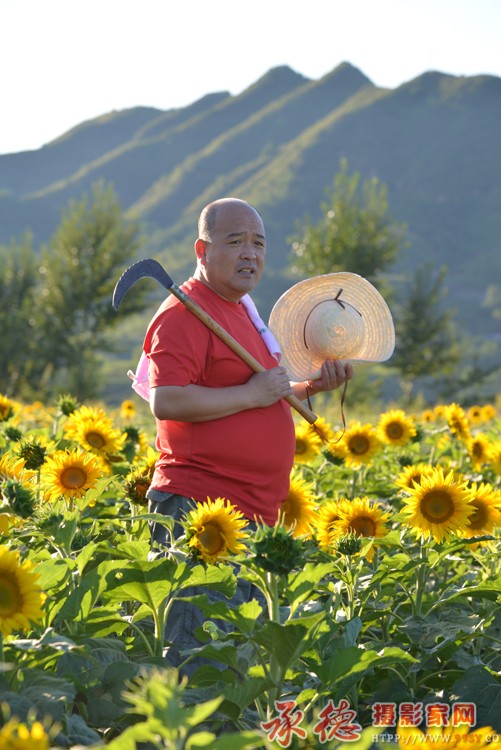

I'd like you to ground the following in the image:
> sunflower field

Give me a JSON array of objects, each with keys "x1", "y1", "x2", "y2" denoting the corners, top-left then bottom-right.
[{"x1": 0, "y1": 390, "x2": 500, "y2": 750}]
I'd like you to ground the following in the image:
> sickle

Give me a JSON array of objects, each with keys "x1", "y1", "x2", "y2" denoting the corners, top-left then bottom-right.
[{"x1": 112, "y1": 259, "x2": 318, "y2": 425}]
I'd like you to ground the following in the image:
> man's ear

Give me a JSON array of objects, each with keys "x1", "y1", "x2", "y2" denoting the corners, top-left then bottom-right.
[{"x1": 195, "y1": 238, "x2": 207, "y2": 263}]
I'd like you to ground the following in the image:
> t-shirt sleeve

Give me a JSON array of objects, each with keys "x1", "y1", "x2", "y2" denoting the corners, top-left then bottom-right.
[{"x1": 144, "y1": 303, "x2": 210, "y2": 388}]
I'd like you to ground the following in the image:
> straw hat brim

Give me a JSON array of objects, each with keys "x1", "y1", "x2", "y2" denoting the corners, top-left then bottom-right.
[{"x1": 268, "y1": 273, "x2": 395, "y2": 382}]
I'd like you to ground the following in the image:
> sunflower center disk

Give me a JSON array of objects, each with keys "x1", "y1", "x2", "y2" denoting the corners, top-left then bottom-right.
[
  {"x1": 86, "y1": 431, "x2": 106, "y2": 449},
  {"x1": 199, "y1": 523, "x2": 225, "y2": 556},
  {"x1": 349, "y1": 436, "x2": 370, "y2": 455},
  {"x1": 387, "y1": 422, "x2": 404, "y2": 439},
  {"x1": 60, "y1": 467, "x2": 87, "y2": 489},
  {"x1": 350, "y1": 517, "x2": 377, "y2": 537},
  {"x1": 421, "y1": 490, "x2": 455, "y2": 523},
  {"x1": 0, "y1": 576, "x2": 22, "y2": 615},
  {"x1": 468, "y1": 503, "x2": 487, "y2": 530}
]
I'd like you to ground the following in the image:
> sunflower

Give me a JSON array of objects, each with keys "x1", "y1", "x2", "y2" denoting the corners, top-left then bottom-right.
[
  {"x1": 433, "y1": 404, "x2": 448, "y2": 420},
  {"x1": 0, "y1": 453, "x2": 25, "y2": 482},
  {"x1": 0, "y1": 718, "x2": 49, "y2": 750},
  {"x1": 400, "y1": 466, "x2": 474, "y2": 543},
  {"x1": 1, "y1": 478, "x2": 36, "y2": 518},
  {"x1": 420, "y1": 408, "x2": 436, "y2": 423},
  {"x1": 123, "y1": 467, "x2": 151, "y2": 506},
  {"x1": 64, "y1": 407, "x2": 126, "y2": 456},
  {"x1": 394, "y1": 463, "x2": 434, "y2": 492},
  {"x1": 480, "y1": 403, "x2": 496, "y2": 422},
  {"x1": 445, "y1": 403, "x2": 471, "y2": 442},
  {"x1": 396, "y1": 725, "x2": 495, "y2": 750},
  {"x1": 340, "y1": 422, "x2": 382, "y2": 468},
  {"x1": 0, "y1": 546, "x2": 46, "y2": 636},
  {"x1": 0, "y1": 394, "x2": 14, "y2": 422},
  {"x1": 56, "y1": 393, "x2": 79, "y2": 417},
  {"x1": 279, "y1": 470, "x2": 318, "y2": 537},
  {"x1": 377, "y1": 409, "x2": 417, "y2": 447},
  {"x1": 294, "y1": 422, "x2": 322, "y2": 464},
  {"x1": 335, "y1": 496, "x2": 392, "y2": 540},
  {"x1": 41, "y1": 449, "x2": 102, "y2": 502},
  {"x1": 315, "y1": 498, "x2": 353, "y2": 549},
  {"x1": 15, "y1": 435, "x2": 48, "y2": 470},
  {"x1": 184, "y1": 497, "x2": 249, "y2": 563},
  {"x1": 490, "y1": 441, "x2": 501, "y2": 474},
  {"x1": 467, "y1": 432, "x2": 492, "y2": 469},
  {"x1": 462, "y1": 482, "x2": 501, "y2": 538},
  {"x1": 120, "y1": 399, "x2": 137, "y2": 421},
  {"x1": 466, "y1": 404, "x2": 484, "y2": 425}
]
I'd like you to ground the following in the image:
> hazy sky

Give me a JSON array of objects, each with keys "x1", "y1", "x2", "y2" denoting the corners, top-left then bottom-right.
[{"x1": 1, "y1": 0, "x2": 500, "y2": 155}]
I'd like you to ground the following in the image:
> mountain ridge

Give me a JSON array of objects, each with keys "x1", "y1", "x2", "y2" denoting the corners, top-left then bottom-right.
[{"x1": 1, "y1": 62, "x2": 500, "y2": 344}]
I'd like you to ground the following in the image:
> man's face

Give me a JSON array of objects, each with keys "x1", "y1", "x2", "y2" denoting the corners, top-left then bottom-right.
[{"x1": 195, "y1": 202, "x2": 266, "y2": 302}]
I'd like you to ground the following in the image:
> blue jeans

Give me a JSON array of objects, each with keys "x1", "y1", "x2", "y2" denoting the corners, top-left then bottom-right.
[{"x1": 147, "y1": 489, "x2": 265, "y2": 677}]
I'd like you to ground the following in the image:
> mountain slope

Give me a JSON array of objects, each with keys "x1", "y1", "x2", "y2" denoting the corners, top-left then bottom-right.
[{"x1": 1, "y1": 63, "x2": 500, "y2": 342}]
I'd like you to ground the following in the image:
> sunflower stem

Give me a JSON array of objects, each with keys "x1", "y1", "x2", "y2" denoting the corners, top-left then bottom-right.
[
  {"x1": 414, "y1": 539, "x2": 429, "y2": 617},
  {"x1": 152, "y1": 596, "x2": 172, "y2": 658},
  {"x1": 344, "y1": 556, "x2": 356, "y2": 621},
  {"x1": 265, "y1": 571, "x2": 283, "y2": 712}
]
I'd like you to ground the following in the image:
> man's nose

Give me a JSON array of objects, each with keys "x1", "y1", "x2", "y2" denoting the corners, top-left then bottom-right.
[{"x1": 240, "y1": 243, "x2": 256, "y2": 259}]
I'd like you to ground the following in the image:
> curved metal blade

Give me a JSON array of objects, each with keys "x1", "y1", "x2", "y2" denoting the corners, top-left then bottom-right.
[{"x1": 112, "y1": 258, "x2": 174, "y2": 310}]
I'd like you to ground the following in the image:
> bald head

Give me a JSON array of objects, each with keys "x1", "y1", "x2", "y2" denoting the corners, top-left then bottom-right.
[
  {"x1": 198, "y1": 198, "x2": 262, "y2": 242},
  {"x1": 193, "y1": 197, "x2": 266, "y2": 302}
]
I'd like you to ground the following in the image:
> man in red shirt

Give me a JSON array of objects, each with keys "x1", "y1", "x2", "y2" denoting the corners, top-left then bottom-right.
[{"x1": 143, "y1": 197, "x2": 352, "y2": 673}]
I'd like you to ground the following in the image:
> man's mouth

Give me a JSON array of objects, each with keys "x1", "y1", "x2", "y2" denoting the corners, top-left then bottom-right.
[{"x1": 238, "y1": 266, "x2": 255, "y2": 276}]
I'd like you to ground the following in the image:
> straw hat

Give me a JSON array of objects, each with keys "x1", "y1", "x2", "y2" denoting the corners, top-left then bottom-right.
[{"x1": 268, "y1": 273, "x2": 395, "y2": 382}]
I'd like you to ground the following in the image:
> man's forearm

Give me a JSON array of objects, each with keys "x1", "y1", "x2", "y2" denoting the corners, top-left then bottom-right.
[
  {"x1": 149, "y1": 368, "x2": 294, "y2": 422},
  {"x1": 150, "y1": 384, "x2": 255, "y2": 422}
]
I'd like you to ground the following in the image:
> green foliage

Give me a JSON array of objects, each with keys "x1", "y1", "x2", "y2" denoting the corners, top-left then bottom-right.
[
  {"x1": 391, "y1": 263, "x2": 462, "y2": 400},
  {"x1": 0, "y1": 394, "x2": 500, "y2": 746},
  {"x1": 0, "y1": 234, "x2": 43, "y2": 397},
  {"x1": 0, "y1": 182, "x2": 148, "y2": 401},
  {"x1": 289, "y1": 158, "x2": 408, "y2": 290}
]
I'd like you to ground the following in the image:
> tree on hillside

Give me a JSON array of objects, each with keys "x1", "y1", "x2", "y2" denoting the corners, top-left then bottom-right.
[
  {"x1": 0, "y1": 182, "x2": 148, "y2": 401},
  {"x1": 289, "y1": 158, "x2": 408, "y2": 294},
  {"x1": 38, "y1": 181, "x2": 147, "y2": 400},
  {"x1": 0, "y1": 235, "x2": 43, "y2": 398},
  {"x1": 391, "y1": 263, "x2": 462, "y2": 402}
]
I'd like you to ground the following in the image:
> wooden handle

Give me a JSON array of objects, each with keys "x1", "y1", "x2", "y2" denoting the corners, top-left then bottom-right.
[{"x1": 170, "y1": 285, "x2": 318, "y2": 425}]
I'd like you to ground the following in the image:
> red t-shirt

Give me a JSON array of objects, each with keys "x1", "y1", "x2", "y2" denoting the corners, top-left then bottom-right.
[{"x1": 143, "y1": 278, "x2": 296, "y2": 525}]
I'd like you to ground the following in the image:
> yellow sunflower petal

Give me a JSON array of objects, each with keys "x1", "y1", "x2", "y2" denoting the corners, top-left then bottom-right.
[
  {"x1": 0, "y1": 546, "x2": 46, "y2": 636},
  {"x1": 0, "y1": 718, "x2": 50, "y2": 750},
  {"x1": 279, "y1": 470, "x2": 318, "y2": 537}
]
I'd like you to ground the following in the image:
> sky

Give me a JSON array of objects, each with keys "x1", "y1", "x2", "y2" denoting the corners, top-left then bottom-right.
[{"x1": 1, "y1": 0, "x2": 500, "y2": 156}]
